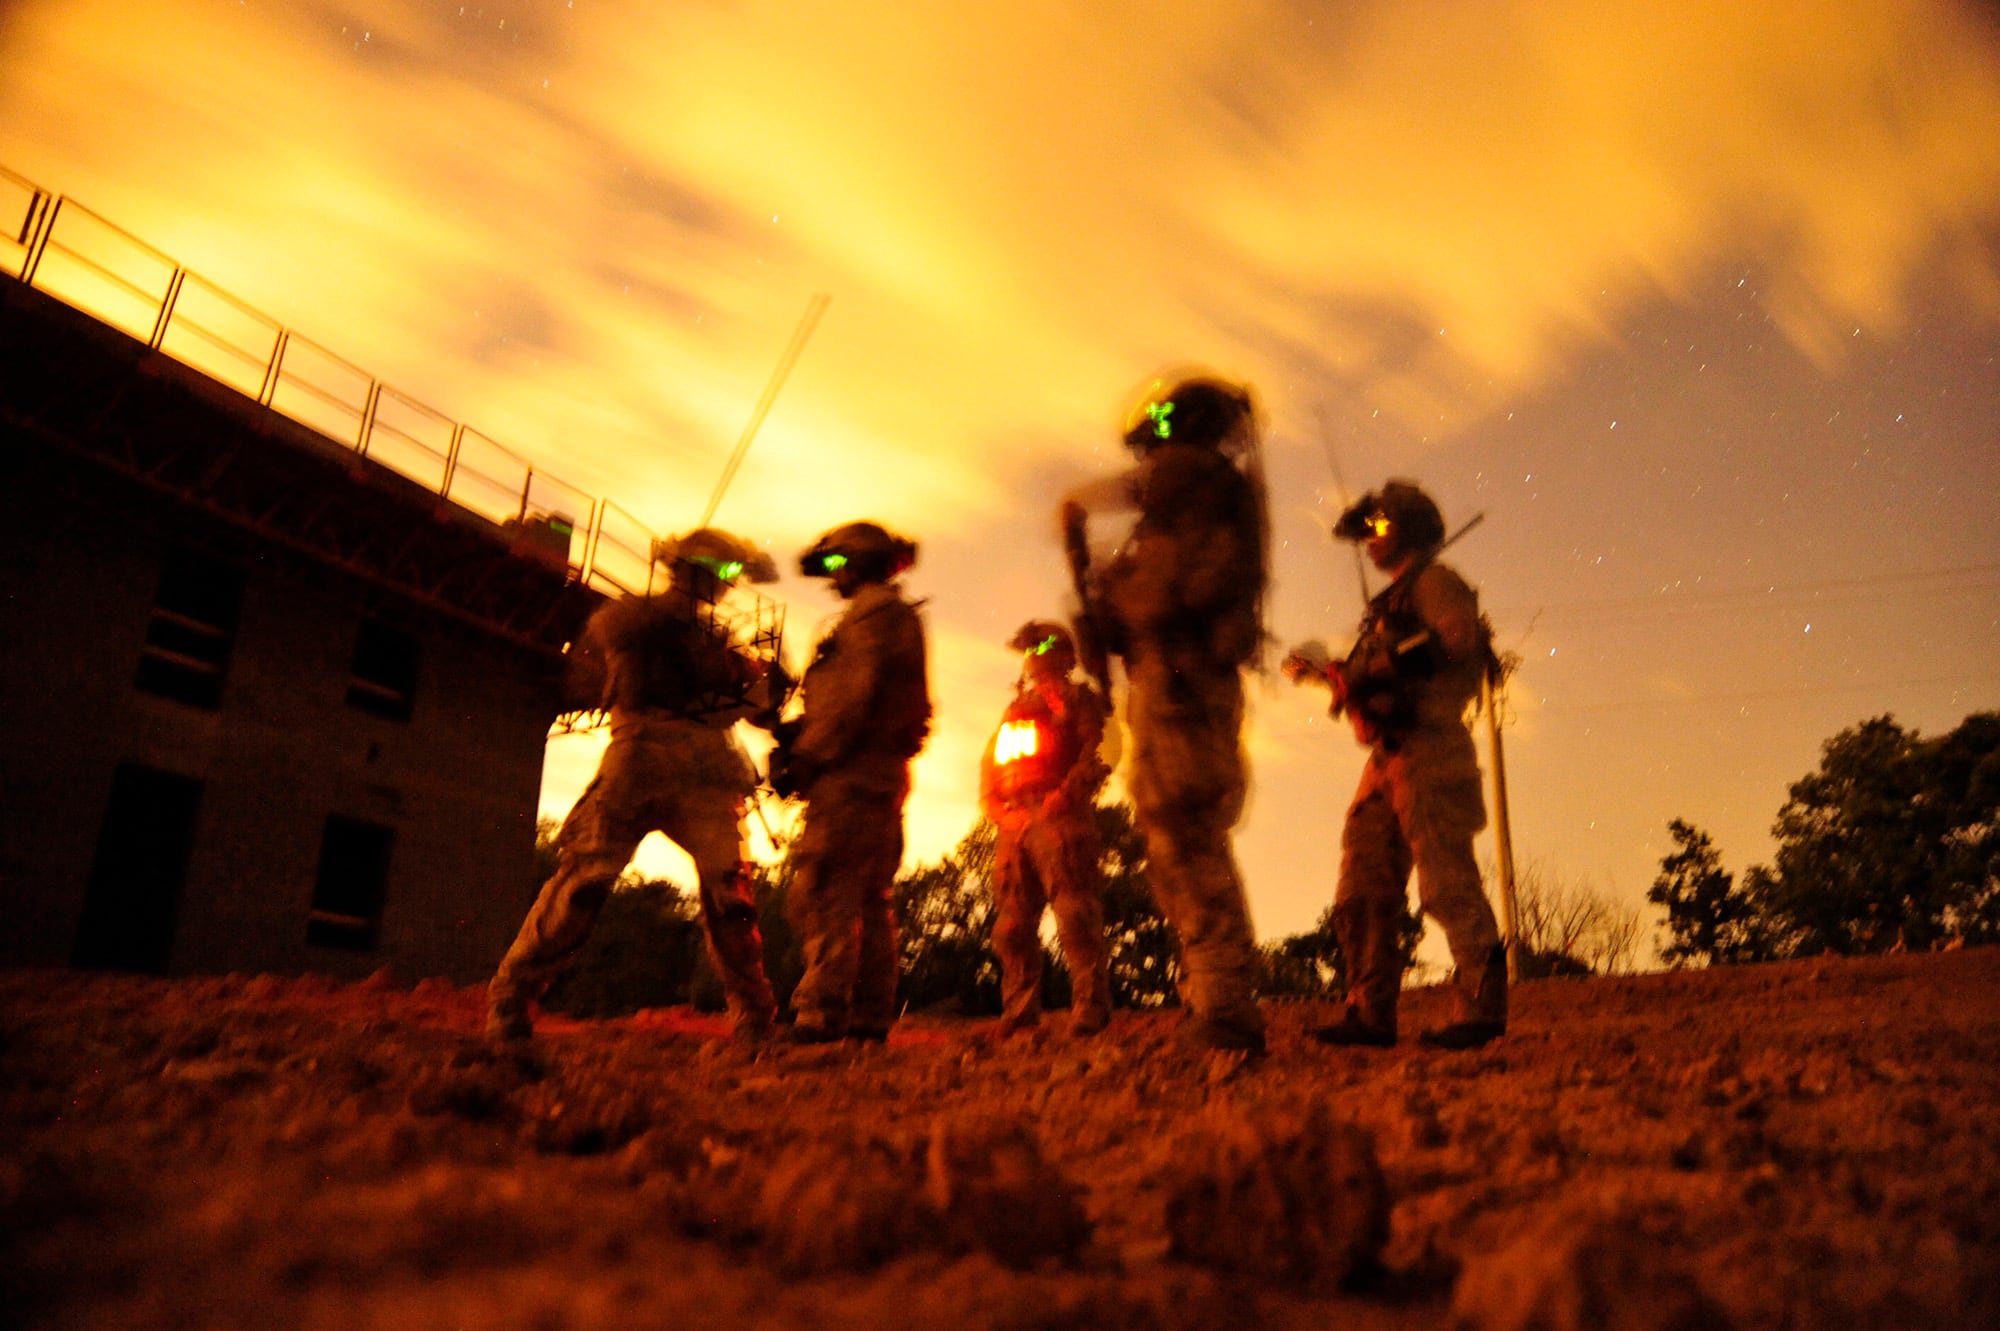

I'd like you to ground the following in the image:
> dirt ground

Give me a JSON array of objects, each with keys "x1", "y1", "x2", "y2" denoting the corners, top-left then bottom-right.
[{"x1": 4, "y1": 948, "x2": 1997, "y2": 1331}]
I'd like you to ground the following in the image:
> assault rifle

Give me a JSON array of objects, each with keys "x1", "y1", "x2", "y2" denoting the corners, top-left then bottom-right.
[{"x1": 1059, "y1": 500, "x2": 1115, "y2": 698}]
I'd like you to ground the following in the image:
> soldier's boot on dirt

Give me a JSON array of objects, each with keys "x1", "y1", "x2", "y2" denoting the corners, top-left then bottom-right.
[
  {"x1": 1057, "y1": 895, "x2": 1113, "y2": 1037},
  {"x1": 1313, "y1": 902, "x2": 1401, "y2": 1047},
  {"x1": 993, "y1": 951, "x2": 1044, "y2": 1038},
  {"x1": 699, "y1": 866, "x2": 779, "y2": 1041},
  {"x1": 1193, "y1": 1014, "x2": 1267, "y2": 1055},
  {"x1": 484, "y1": 981, "x2": 534, "y2": 1043},
  {"x1": 1421, "y1": 942, "x2": 1509, "y2": 1050},
  {"x1": 1182, "y1": 960, "x2": 1266, "y2": 1054}
]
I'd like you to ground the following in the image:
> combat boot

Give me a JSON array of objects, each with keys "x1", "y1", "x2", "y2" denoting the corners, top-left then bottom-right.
[
  {"x1": 1188, "y1": 1008, "x2": 1267, "y2": 1055},
  {"x1": 1420, "y1": 943, "x2": 1507, "y2": 1051},
  {"x1": 485, "y1": 989, "x2": 533, "y2": 1043},
  {"x1": 1319, "y1": 901, "x2": 1401, "y2": 1047},
  {"x1": 1068, "y1": 1008, "x2": 1110, "y2": 1038},
  {"x1": 1311, "y1": 1009, "x2": 1397, "y2": 1048}
]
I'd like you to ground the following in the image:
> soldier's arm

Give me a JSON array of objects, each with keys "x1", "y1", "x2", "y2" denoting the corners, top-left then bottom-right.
[
  {"x1": 573, "y1": 597, "x2": 652, "y2": 710},
  {"x1": 1412, "y1": 566, "x2": 1483, "y2": 669},
  {"x1": 977, "y1": 735, "x2": 1006, "y2": 819},
  {"x1": 1049, "y1": 684, "x2": 1108, "y2": 811}
]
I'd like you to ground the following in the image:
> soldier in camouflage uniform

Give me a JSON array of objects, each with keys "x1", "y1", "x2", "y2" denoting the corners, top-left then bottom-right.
[
  {"x1": 1064, "y1": 376, "x2": 1271, "y2": 1053},
  {"x1": 773, "y1": 522, "x2": 931, "y2": 1044},
  {"x1": 979, "y1": 621, "x2": 1112, "y2": 1038},
  {"x1": 1285, "y1": 480, "x2": 1507, "y2": 1050},
  {"x1": 487, "y1": 528, "x2": 785, "y2": 1043}
]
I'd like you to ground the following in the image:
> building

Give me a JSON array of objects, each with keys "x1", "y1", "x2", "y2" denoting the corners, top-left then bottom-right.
[{"x1": 0, "y1": 182, "x2": 634, "y2": 984}]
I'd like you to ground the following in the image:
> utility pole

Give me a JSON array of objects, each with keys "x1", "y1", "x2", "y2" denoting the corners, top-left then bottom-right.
[{"x1": 1482, "y1": 665, "x2": 1522, "y2": 981}]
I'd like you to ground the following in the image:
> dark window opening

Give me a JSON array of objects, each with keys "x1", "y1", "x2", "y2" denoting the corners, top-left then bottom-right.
[
  {"x1": 346, "y1": 619, "x2": 420, "y2": 721},
  {"x1": 135, "y1": 547, "x2": 244, "y2": 708},
  {"x1": 72, "y1": 764, "x2": 203, "y2": 973},
  {"x1": 306, "y1": 816, "x2": 393, "y2": 951}
]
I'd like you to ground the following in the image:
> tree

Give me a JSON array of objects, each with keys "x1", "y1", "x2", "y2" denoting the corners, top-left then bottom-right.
[
  {"x1": 894, "y1": 820, "x2": 1004, "y2": 1015},
  {"x1": 1648, "y1": 819, "x2": 1777, "y2": 967},
  {"x1": 543, "y1": 872, "x2": 707, "y2": 1018},
  {"x1": 1753, "y1": 712, "x2": 2000, "y2": 955},
  {"x1": 1509, "y1": 860, "x2": 1646, "y2": 977},
  {"x1": 1093, "y1": 803, "x2": 1182, "y2": 1009}
]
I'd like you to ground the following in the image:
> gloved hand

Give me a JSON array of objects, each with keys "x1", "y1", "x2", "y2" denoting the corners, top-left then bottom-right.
[{"x1": 769, "y1": 750, "x2": 821, "y2": 800}]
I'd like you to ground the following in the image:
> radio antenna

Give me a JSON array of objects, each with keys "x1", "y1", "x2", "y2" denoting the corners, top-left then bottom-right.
[{"x1": 698, "y1": 292, "x2": 831, "y2": 530}]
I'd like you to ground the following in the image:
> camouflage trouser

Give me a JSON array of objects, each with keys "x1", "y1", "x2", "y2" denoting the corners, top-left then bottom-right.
[
  {"x1": 787, "y1": 769, "x2": 907, "y2": 1036},
  {"x1": 991, "y1": 808, "x2": 1111, "y2": 1033},
  {"x1": 1124, "y1": 657, "x2": 1263, "y2": 1040},
  {"x1": 491, "y1": 729, "x2": 775, "y2": 1033},
  {"x1": 1335, "y1": 727, "x2": 1503, "y2": 1029}
]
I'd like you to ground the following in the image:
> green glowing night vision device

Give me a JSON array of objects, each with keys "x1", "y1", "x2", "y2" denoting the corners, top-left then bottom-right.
[
  {"x1": 1027, "y1": 634, "x2": 1059, "y2": 657},
  {"x1": 691, "y1": 556, "x2": 745, "y2": 581},
  {"x1": 801, "y1": 551, "x2": 849, "y2": 576},
  {"x1": 1145, "y1": 399, "x2": 1174, "y2": 439}
]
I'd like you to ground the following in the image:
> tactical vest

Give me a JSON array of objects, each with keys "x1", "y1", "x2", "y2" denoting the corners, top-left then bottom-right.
[
  {"x1": 1343, "y1": 562, "x2": 1497, "y2": 749},
  {"x1": 985, "y1": 687, "x2": 1079, "y2": 803}
]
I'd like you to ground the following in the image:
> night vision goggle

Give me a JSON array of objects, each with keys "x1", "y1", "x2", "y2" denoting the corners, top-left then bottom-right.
[
  {"x1": 1026, "y1": 634, "x2": 1060, "y2": 657},
  {"x1": 1333, "y1": 496, "x2": 1394, "y2": 543},
  {"x1": 800, "y1": 550, "x2": 849, "y2": 577},
  {"x1": 689, "y1": 555, "x2": 745, "y2": 581}
]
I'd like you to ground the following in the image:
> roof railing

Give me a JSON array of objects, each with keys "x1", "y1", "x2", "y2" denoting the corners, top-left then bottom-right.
[{"x1": 0, "y1": 163, "x2": 655, "y2": 597}]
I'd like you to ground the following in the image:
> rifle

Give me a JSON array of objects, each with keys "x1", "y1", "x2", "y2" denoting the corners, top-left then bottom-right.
[{"x1": 1059, "y1": 500, "x2": 1114, "y2": 698}]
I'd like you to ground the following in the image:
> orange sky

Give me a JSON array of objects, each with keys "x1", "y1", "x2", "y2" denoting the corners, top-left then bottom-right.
[{"x1": 5, "y1": 0, "x2": 1998, "y2": 956}]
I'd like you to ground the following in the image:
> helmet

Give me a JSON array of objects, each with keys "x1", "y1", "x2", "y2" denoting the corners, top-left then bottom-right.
[
  {"x1": 1333, "y1": 479, "x2": 1445, "y2": 554},
  {"x1": 1008, "y1": 620, "x2": 1075, "y2": 663},
  {"x1": 653, "y1": 527, "x2": 779, "y2": 584},
  {"x1": 1123, "y1": 376, "x2": 1255, "y2": 454},
  {"x1": 798, "y1": 521, "x2": 918, "y2": 580}
]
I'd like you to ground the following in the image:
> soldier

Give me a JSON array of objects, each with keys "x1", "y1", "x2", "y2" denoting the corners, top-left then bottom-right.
[
  {"x1": 1284, "y1": 480, "x2": 1508, "y2": 1050},
  {"x1": 486, "y1": 528, "x2": 784, "y2": 1043},
  {"x1": 772, "y1": 521, "x2": 931, "y2": 1044},
  {"x1": 979, "y1": 621, "x2": 1113, "y2": 1038},
  {"x1": 1062, "y1": 375, "x2": 1271, "y2": 1053}
]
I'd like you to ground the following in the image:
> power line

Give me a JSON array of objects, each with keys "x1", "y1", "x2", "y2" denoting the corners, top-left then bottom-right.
[
  {"x1": 1516, "y1": 670, "x2": 2000, "y2": 715},
  {"x1": 1488, "y1": 561, "x2": 2000, "y2": 622}
]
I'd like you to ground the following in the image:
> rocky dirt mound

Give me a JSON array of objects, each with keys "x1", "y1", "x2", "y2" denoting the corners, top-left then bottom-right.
[{"x1": 3, "y1": 950, "x2": 1998, "y2": 1330}]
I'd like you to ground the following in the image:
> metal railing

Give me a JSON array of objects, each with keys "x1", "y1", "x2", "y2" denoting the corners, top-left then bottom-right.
[{"x1": 0, "y1": 164, "x2": 659, "y2": 597}]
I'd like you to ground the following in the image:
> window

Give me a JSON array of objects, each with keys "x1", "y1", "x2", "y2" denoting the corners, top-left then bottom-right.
[
  {"x1": 306, "y1": 816, "x2": 394, "y2": 951},
  {"x1": 134, "y1": 547, "x2": 244, "y2": 708},
  {"x1": 346, "y1": 619, "x2": 419, "y2": 721},
  {"x1": 72, "y1": 764, "x2": 203, "y2": 973}
]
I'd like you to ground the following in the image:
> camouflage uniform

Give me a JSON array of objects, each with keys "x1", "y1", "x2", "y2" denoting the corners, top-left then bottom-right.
[
  {"x1": 980, "y1": 662, "x2": 1112, "y2": 1036},
  {"x1": 785, "y1": 581, "x2": 931, "y2": 1040},
  {"x1": 489, "y1": 590, "x2": 778, "y2": 1039},
  {"x1": 1094, "y1": 438, "x2": 1267, "y2": 1049},
  {"x1": 1332, "y1": 559, "x2": 1506, "y2": 1041}
]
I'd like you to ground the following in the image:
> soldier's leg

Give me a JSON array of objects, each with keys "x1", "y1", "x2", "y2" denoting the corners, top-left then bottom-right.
[
  {"x1": 666, "y1": 795, "x2": 777, "y2": 1038},
  {"x1": 1403, "y1": 768, "x2": 1505, "y2": 1042},
  {"x1": 1040, "y1": 816, "x2": 1111, "y2": 1034},
  {"x1": 488, "y1": 775, "x2": 643, "y2": 1037},
  {"x1": 990, "y1": 824, "x2": 1048, "y2": 1034},
  {"x1": 848, "y1": 795, "x2": 906, "y2": 1038},
  {"x1": 785, "y1": 797, "x2": 865, "y2": 1040},
  {"x1": 1142, "y1": 806, "x2": 1264, "y2": 1050},
  {"x1": 1318, "y1": 765, "x2": 1413, "y2": 1045}
]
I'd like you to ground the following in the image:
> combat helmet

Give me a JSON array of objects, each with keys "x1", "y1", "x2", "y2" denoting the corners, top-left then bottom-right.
[
  {"x1": 653, "y1": 527, "x2": 779, "y2": 584},
  {"x1": 799, "y1": 521, "x2": 918, "y2": 580},
  {"x1": 1122, "y1": 376, "x2": 1256, "y2": 454},
  {"x1": 1333, "y1": 479, "x2": 1445, "y2": 557},
  {"x1": 1008, "y1": 620, "x2": 1076, "y2": 666}
]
